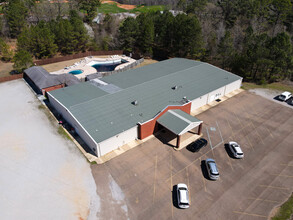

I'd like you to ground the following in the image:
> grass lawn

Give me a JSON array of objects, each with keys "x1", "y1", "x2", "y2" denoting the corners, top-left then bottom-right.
[
  {"x1": 130, "y1": 5, "x2": 166, "y2": 13},
  {"x1": 133, "y1": 58, "x2": 159, "y2": 69},
  {"x1": 272, "y1": 193, "x2": 293, "y2": 220},
  {"x1": 242, "y1": 82, "x2": 293, "y2": 94},
  {"x1": 98, "y1": 3, "x2": 128, "y2": 13},
  {"x1": 98, "y1": 2, "x2": 165, "y2": 14}
]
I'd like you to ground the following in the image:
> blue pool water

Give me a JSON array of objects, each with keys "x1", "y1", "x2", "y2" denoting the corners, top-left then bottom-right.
[
  {"x1": 69, "y1": 69, "x2": 83, "y2": 75},
  {"x1": 91, "y1": 59, "x2": 128, "y2": 72}
]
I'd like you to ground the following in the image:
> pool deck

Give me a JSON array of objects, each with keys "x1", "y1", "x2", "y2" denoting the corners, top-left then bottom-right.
[{"x1": 50, "y1": 55, "x2": 136, "y2": 80}]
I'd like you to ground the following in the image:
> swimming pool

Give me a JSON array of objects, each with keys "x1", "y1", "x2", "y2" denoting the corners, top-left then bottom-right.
[
  {"x1": 69, "y1": 69, "x2": 83, "y2": 75},
  {"x1": 89, "y1": 59, "x2": 128, "y2": 72}
]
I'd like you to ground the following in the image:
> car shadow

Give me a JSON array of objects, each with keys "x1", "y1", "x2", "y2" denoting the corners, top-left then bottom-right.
[
  {"x1": 200, "y1": 160, "x2": 210, "y2": 180},
  {"x1": 172, "y1": 185, "x2": 180, "y2": 209},
  {"x1": 224, "y1": 144, "x2": 235, "y2": 159},
  {"x1": 273, "y1": 95, "x2": 282, "y2": 101}
]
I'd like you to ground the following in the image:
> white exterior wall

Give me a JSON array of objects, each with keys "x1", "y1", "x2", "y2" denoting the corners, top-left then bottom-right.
[
  {"x1": 98, "y1": 126, "x2": 138, "y2": 156},
  {"x1": 191, "y1": 94, "x2": 209, "y2": 112},
  {"x1": 47, "y1": 94, "x2": 99, "y2": 155},
  {"x1": 224, "y1": 79, "x2": 242, "y2": 95},
  {"x1": 207, "y1": 86, "x2": 225, "y2": 103}
]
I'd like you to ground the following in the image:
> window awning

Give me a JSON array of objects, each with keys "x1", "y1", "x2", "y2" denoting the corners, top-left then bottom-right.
[{"x1": 157, "y1": 109, "x2": 202, "y2": 135}]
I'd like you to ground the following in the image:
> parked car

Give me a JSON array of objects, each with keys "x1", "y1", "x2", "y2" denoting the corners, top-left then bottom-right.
[
  {"x1": 176, "y1": 183, "x2": 190, "y2": 209},
  {"x1": 187, "y1": 138, "x2": 208, "y2": 152},
  {"x1": 228, "y1": 141, "x2": 244, "y2": 159},
  {"x1": 205, "y1": 158, "x2": 219, "y2": 180},
  {"x1": 279, "y1": 91, "x2": 292, "y2": 101}
]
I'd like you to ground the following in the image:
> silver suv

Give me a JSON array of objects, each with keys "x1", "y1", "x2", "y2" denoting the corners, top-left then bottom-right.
[{"x1": 205, "y1": 158, "x2": 219, "y2": 180}]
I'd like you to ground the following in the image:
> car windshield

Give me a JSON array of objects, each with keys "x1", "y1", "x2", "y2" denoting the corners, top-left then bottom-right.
[
  {"x1": 207, "y1": 161, "x2": 219, "y2": 175},
  {"x1": 237, "y1": 152, "x2": 244, "y2": 155},
  {"x1": 178, "y1": 187, "x2": 187, "y2": 191},
  {"x1": 180, "y1": 202, "x2": 189, "y2": 206}
]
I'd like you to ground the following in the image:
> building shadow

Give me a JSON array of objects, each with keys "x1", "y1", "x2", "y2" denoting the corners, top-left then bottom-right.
[{"x1": 154, "y1": 129, "x2": 177, "y2": 148}]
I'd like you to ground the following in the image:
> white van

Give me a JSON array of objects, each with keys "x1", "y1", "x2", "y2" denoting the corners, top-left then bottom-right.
[{"x1": 279, "y1": 91, "x2": 292, "y2": 101}]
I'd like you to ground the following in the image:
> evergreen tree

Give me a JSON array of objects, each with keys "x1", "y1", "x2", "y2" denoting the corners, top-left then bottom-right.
[
  {"x1": 217, "y1": 31, "x2": 235, "y2": 69},
  {"x1": 4, "y1": 0, "x2": 28, "y2": 38},
  {"x1": 13, "y1": 49, "x2": 33, "y2": 72},
  {"x1": 119, "y1": 17, "x2": 139, "y2": 53},
  {"x1": 77, "y1": 0, "x2": 100, "y2": 23},
  {"x1": 136, "y1": 14, "x2": 154, "y2": 57}
]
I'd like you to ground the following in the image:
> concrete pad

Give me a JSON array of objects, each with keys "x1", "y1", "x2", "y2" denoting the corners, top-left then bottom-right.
[{"x1": 0, "y1": 79, "x2": 100, "y2": 220}]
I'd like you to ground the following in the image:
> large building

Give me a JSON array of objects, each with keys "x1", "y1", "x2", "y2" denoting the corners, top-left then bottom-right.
[{"x1": 48, "y1": 58, "x2": 242, "y2": 157}]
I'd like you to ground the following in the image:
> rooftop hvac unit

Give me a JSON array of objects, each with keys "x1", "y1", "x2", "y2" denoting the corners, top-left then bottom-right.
[{"x1": 132, "y1": 100, "x2": 138, "y2": 106}]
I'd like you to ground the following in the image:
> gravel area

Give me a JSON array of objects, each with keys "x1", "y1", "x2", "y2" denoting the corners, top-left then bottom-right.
[
  {"x1": 249, "y1": 88, "x2": 293, "y2": 109},
  {"x1": 0, "y1": 79, "x2": 100, "y2": 220}
]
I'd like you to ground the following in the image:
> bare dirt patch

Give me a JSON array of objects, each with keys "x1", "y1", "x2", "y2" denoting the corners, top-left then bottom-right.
[
  {"x1": 0, "y1": 61, "x2": 13, "y2": 77},
  {"x1": 102, "y1": 0, "x2": 136, "y2": 10}
]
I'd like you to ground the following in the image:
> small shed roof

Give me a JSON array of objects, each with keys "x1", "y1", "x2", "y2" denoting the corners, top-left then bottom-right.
[
  {"x1": 24, "y1": 66, "x2": 80, "y2": 90},
  {"x1": 157, "y1": 110, "x2": 202, "y2": 135}
]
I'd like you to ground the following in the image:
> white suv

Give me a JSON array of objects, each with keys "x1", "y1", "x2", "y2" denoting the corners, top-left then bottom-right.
[
  {"x1": 228, "y1": 141, "x2": 244, "y2": 159},
  {"x1": 279, "y1": 91, "x2": 292, "y2": 101},
  {"x1": 176, "y1": 183, "x2": 189, "y2": 209}
]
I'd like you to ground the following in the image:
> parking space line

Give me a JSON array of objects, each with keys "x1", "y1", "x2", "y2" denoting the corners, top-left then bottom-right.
[
  {"x1": 250, "y1": 122, "x2": 264, "y2": 145},
  {"x1": 280, "y1": 163, "x2": 293, "y2": 167},
  {"x1": 153, "y1": 155, "x2": 157, "y2": 204},
  {"x1": 199, "y1": 157, "x2": 207, "y2": 192},
  {"x1": 233, "y1": 111, "x2": 243, "y2": 128},
  {"x1": 270, "y1": 174, "x2": 293, "y2": 178},
  {"x1": 265, "y1": 127, "x2": 273, "y2": 138},
  {"x1": 216, "y1": 121, "x2": 224, "y2": 143},
  {"x1": 258, "y1": 185, "x2": 290, "y2": 190},
  {"x1": 206, "y1": 127, "x2": 213, "y2": 149},
  {"x1": 233, "y1": 211, "x2": 267, "y2": 218},
  {"x1": 165, "y1": 157, "x2": 200, "y2": 182},
  {"x1": 170, "y1": 152, "x2": 173, "y2": 218},
  {"x1": 226, "y1": 118, "x2": 233, "y2": 135},
  {"x1": 186, "y1": 168, "x2": 190, "y2": 203},
  {"x1": 247, "y1": 197, "x2": 282, "y2": 203}
]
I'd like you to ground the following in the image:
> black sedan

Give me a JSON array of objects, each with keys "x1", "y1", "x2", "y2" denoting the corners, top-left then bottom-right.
[{"x1": 187, "y1": 138, "x2": 208, "y2": 152}]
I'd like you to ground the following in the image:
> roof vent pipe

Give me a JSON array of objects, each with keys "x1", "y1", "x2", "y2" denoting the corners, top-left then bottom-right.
[
  {"x1": 132, "y1": 100, "x2": 138, "y2": 106},
  {"x1": 172, "y1": 86, "x2": 178, "y2": 90}
]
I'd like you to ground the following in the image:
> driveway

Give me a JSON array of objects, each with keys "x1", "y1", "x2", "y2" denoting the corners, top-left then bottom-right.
[
  {"x1": 0, "y1": 79, "x2": 100, "y2": 220},
  {"x1": 91, "y1": 90, "x2": 293, "y2": 219}
]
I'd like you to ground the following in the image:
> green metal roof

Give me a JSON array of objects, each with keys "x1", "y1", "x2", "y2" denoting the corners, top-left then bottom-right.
[
  {"x1": 157, "y1": 110, "x2": 202, "y2": 135},
  {"x1": 48, "y1": 58, "x2": 242, "y2": 144}
]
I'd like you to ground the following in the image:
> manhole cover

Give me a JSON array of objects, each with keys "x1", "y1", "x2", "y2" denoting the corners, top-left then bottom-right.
[{"x1": 210, "y1": 127, "x2": 216, "y2": 131}]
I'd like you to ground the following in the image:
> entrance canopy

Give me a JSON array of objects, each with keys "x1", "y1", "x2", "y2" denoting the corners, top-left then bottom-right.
[{"x1": 157, "y1": 109, "x2": 202, "y2": 136}]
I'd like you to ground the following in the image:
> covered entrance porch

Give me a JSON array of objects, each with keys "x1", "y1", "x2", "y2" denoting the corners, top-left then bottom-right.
[{"x1": 156, "y1": 109, "x2": 203, "y2": 149}]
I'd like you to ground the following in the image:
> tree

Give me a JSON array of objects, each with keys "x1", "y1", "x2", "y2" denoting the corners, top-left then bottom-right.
[
  {"x1": 4, "y1": 0, "x2": 28, "y2": 38},
  {"x1": 119, "y1": 17, "x2": 139, "y2": 53},
  {"x1": 270, "y1": 0, "x2": 292, "y2": 34},
  {"x1": 76, "y1": 0, "x2": 100, "y2": 23},
  {"x1": 0, "y1": 37, "x2": 13, "y2": 61},
  {"x1": 69, "y1": 10, "x2": 89, "y2": 52},
  {"x1": 217, "y1": 31, "x2": 234, "y2": 69},
  {"x1": 13, "y1": 50, "x2": 33, "y2": 72},
  {"x1": 172, "y1": 14, "x2": 204, "y2": 58},
  {"x1": 136, "y1": 14, "x2": 154, "y2": 57},
  {"x1": 268, "y1": 32, "x2": 293, "y2": 80}
]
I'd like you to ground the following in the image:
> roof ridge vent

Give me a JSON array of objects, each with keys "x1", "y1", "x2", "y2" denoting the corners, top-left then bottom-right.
[{"x1": 132, "y1": 100, "x2": 138, "y2": 106}]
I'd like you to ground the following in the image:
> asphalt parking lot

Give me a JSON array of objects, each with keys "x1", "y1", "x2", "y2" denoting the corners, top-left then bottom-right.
[{"x1": 91, "y1": 91, "x2": 293, "y2": 219}]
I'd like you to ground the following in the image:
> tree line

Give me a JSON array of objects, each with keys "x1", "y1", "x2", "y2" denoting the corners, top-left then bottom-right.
[{"x1": 1, "y1": 0, "x2": 293, "y2": 83}]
